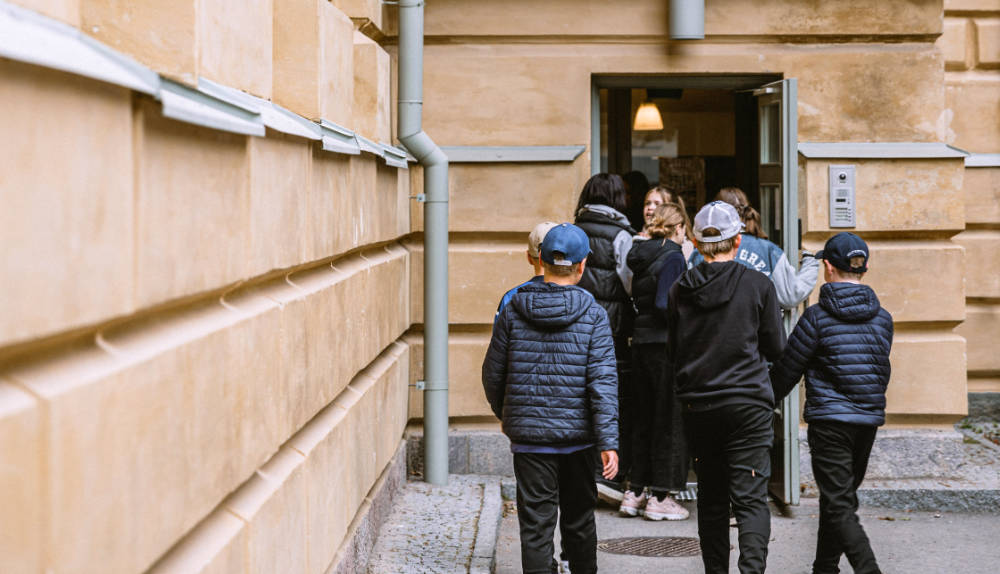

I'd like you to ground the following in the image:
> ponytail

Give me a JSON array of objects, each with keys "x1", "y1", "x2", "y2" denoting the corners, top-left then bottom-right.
[{"x1": 717, "y1": 187, "x2": 768, "y2": 240}]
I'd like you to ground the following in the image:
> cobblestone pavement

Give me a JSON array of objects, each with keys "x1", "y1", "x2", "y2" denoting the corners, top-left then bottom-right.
[{"x1": 367, "y1": 474, "x2": 501, "y2": 574}]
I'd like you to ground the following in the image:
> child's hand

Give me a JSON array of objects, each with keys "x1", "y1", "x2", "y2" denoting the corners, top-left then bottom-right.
[{"x1": 600, "y1": 450, "x2": 618, "y2": 480}]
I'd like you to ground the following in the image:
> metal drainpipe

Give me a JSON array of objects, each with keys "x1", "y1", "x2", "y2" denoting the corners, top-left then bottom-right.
[
  {"x1": 669, "y1": 0, "x2": 705, "y2": 40},
  {"x1": 398, "y1": 0, "x2": 450, "y2": 486}
]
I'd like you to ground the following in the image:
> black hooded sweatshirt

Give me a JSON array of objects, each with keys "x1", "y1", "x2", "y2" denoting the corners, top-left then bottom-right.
[{"x1": 666, "y1": 260, "x2": 786, "y2": 411}]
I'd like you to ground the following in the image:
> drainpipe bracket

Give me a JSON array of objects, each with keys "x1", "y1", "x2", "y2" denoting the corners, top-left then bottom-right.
[
  {"x1": 411, "y1": 380, "x2": 426, "y2": 391},
  {"x1": 410, "y1": 193, "x2": 426, "y2": 202}
]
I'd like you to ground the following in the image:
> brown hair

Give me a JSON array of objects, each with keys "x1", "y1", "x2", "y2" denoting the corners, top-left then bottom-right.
[
  {"x1": 542, "y1": 260, "x2": 582, "y2": 277},
  {"x1": 696, "y1": 227, "x2": 739, "y2": 259},
  {"x1": 717, "y1": 187, "x2": 767, "y2": 239},
  {"x1": 645, "y1": 203, "x2": 686, "y2": 240},
  {"x1": 646, "y1": 187, "x2": 693, "y2": 241}
]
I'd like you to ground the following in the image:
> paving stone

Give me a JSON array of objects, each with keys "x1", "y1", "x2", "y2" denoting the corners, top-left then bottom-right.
[{"x1": 366, "y1": 475, "x2": 502, "y2": 574}]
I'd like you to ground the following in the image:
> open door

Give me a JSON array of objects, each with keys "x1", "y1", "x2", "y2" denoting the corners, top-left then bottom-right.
[{"x1": 755, "y1": 78, "x2": 801, "y2": 505}]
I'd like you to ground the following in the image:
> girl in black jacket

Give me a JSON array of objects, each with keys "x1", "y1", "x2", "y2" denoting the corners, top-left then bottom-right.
[
  {"x1": 620, "y1": 203, "x2": 691, "y2": 521},
  {"x1": 573, "y1": 173, "x2": 636, "y2": 499}
]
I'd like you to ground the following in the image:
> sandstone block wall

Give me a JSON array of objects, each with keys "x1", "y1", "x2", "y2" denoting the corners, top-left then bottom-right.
[
  {"x1": 396, "y1": 0, "x2": 984, "y2": 425},
  {"x1": 0, "y1": 2, "x2": 411, "y2": 572},
  {"x1": 940, "y1": 0, "x2": 1000, "y2": 398}
]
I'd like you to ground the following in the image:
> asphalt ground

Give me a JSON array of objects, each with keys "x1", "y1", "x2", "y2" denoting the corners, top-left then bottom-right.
[{"x1": 495, "y1": 497, "x2": 1000, "y2": 573}]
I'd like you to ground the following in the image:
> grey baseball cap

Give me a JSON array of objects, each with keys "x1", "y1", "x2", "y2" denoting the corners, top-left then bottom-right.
[{"x1": 693, "y1": 201, "x2": 743, "y2": 243}]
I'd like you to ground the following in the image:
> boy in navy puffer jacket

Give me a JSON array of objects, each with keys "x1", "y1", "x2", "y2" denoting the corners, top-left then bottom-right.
[
  {"x1": 483, "y1": 223, "x2": 619, "y2": 574},
  {"x1": 771, "y1": 232, "x2": 893, "y2": 574}
]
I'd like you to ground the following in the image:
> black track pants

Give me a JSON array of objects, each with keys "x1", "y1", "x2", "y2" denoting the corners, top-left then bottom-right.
[
  {"x1": 685, "y1": 404, "x2": 773, "y2": 574},
  {"x1": 514, "y1": 448, "x2": 599, "y2": 574},
  {"x1": 808, "y1": 421, "x2": 881, "y2": 574}
]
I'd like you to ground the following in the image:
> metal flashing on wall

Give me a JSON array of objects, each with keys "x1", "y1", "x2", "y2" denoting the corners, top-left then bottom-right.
[
  {"x1": 966, "y1": 153, "x2": 1000, "y2": 168},
  {"x1": 798, "y1": 142, "x2": 969, "y2": 159},
  {"x1": 198, "y1": 78, "x2": 321, "y2": 141},
  {"x1": 355, "y1": 134, "x2": 385, "y2": 157},
  {"x1": 381, "y1": 144, "x2": 410, "y2": 169},
  {"x1": 441, "y1": 145, "x2": 587, "y2": 163},
  {"x1": 319, "y1": 120, "x2": 361, "y2": 155},
  {"x1": 159, "y1": 80, "x2": 266, "y2": 137},
  {"x1": 0, "y1": 0, "x2": 159, "y2": 95}
]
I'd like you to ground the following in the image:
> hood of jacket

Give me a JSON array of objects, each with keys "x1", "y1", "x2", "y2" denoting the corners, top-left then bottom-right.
[
  {"x1": 676, "y1": 260, "x2": 746, "y2": 309},
  {"x1": 819, "y1": 282, "x2": 881, "y2": 322},
  {"x1": 511, "y1": 283, "x2": 594, "y2": 329},
  {"x1": 579, "y1": 204, "x2": 632, "y2": 228}
]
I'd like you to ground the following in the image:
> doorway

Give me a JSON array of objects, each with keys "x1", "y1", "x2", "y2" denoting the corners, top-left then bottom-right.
[{"x1": 592, "y1": 74, "x2": 802, "y2": 505}]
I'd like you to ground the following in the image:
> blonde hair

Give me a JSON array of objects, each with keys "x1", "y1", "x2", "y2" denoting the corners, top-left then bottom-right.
[
  {"x1": 717, "y1": 187, "x2": 767, "y2": 239},
  {"x1": 645, "y1": 203, "x2": 686, "y2": 240},
  {"x1": 697, "y1": 227, "x2": 739, "y2": 259}
]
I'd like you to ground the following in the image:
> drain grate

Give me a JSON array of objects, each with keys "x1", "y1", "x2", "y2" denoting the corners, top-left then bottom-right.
[{"x1": 598, "y1": 536, "x2": 701, "y2": 557}]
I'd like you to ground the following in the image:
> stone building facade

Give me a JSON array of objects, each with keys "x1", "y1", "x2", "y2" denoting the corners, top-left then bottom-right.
[
  {"x1": 404, "y1": 0, "x2": 998, "y2": 428},
  {"x1": 0, "y1": 0, "x2": 997, "y2": 573},
  {"x1": 1, "y1": 0, "x2": 411, "y2": 572}
]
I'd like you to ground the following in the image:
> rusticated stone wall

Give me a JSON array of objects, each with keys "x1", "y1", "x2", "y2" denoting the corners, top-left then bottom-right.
[
  {"x1": 0, "y1": 1, "x2": 410, "y2": 572},
  {"x1": 939, "y1": 0, "x2": 1000, "y2": 406},
  {"x1": 392, "y1": 0, "x2": 987, "y2": 427}
]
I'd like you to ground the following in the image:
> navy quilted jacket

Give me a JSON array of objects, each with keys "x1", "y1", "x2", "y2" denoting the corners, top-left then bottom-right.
[
  {"x1": 482, "y1": 282, "x2": 619, "y2": 451},
  {"x1": 771, "y1": 282, "x2": 894, "y2": 426}
]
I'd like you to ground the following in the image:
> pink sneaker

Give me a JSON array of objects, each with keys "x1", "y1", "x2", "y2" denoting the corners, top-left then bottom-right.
[
  {"x1": 643, "y1": 494, "x2": 690, "y2": 521},
  {"x1": 618, "y1": 489, "x2": 647, "y2": 517}
]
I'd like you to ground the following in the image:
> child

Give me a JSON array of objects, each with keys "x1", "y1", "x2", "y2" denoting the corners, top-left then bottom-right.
[
  {"x1": 620, "y1": 203, "x2": 690, "y2": 521},
  {"x1": 689, "y1": 187, "x2": 819, "y2": 309},
  {"x1": 494, "y1": 221, "x2": 558, "y2": 322},
  {"x1": 666, "y1": 201, "x2": 786, "y2": 574},
  {"x1": 483, "y1": 223, "x2": 619, "y2": 574},
  {"x1": 770, "y1": 232, "x2": 893, "y2": 574}
]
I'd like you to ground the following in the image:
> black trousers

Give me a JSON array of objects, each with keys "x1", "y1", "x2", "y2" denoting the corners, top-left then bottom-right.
[
  {"x1": 685, "y1": 404, "x2": 773, "y2": 574},
  {"x1": 612, "y1": 335, "x2": 632, "y2": 483},
  {"x1": 808, "y1": 421, "x2": 881, "y2": 574},
  {"x1": 514, "y1": 448, "x2": 599, "y2": 574},
  {"x1": 630, "y1": 343, "x2": 688, "y2": 492}
]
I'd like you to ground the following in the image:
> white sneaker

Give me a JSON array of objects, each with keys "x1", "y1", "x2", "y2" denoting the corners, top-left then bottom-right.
[
  {"x1": 643, "y1": 494, "x2": 690, "y2": 521},
  {"x1": 618, "y1": 489, "x2": 648, "y2": 517},
  {"x1": 558, "y1": 559, "x2": 572, "y2": 573},
  {"x1": 596, "y1": 480, "x2": 624, "y2": 504}
]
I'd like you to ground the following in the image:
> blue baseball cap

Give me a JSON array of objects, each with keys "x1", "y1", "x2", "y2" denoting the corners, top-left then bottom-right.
[
  {"x1": 540, "y1": 223, "x2": 591, "y2": 266},
  {"x1": 816, "y1": 232, "x2": 869, "y2": 273}
]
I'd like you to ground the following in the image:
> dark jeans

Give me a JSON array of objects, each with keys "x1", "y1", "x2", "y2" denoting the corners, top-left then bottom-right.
[
  {"x1": 685, "y1": 404, "x2": 773, "y2": 574},
  {"x1": 808, "y1": 421, "x2": 881, "y2": 574},
  {"x1": 514, "y1": 448, "x2": 599, "y2": 574},
  {"x1": 630, "y1": 343, "x2": 688, "y2": 493}
]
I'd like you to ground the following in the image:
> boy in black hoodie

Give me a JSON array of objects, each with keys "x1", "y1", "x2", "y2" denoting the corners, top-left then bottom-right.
[
  {"x1": 666, "y1": 201, "x2": 786, "y2": 574},
  {"x1": 771, "y1": 232, "x2": 892, "y2": 574}
]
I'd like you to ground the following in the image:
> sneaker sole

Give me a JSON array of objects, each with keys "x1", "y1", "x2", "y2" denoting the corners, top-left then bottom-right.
[
  {"x1": 644, "y1": 512, "x2": 689, "y2": 521},
  {"x1": 618, "y1": 507, "x2": 641, "y2": 517},
  {"x1": 596, "y1": 483, "x2": 624, "y2": 504}
]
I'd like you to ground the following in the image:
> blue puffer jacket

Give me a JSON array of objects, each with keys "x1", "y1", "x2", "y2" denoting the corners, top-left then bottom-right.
[
  {"x1": 482, "y1": 282, "x2": 619, "y2": 451},
  {"x1": 770, "y1": 282, "x2": 894, "y2": 426}
]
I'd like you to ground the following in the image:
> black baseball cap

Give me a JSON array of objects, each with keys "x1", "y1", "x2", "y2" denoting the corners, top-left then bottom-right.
[{"x1": 816, "y1": 232, "x2": 869, "y2": 273}]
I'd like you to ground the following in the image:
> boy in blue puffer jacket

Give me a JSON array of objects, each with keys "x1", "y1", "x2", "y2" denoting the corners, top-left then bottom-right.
[
  {"x1": 771, "y1": 232, "x2": 893, "y2": 574},
  {"x1": 483, "y1": 223, "x2": 619, "y2": 574}
]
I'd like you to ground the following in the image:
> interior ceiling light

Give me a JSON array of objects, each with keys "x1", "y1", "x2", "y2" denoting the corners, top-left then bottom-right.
[{"x1": 634, "y1": 101, "x2": 663, "y2": 131}]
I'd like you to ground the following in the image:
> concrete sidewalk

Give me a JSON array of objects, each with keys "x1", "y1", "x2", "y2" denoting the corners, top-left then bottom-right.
[{"x1": 495, "y1": 498, "x2": 1000, "y2": 573}]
